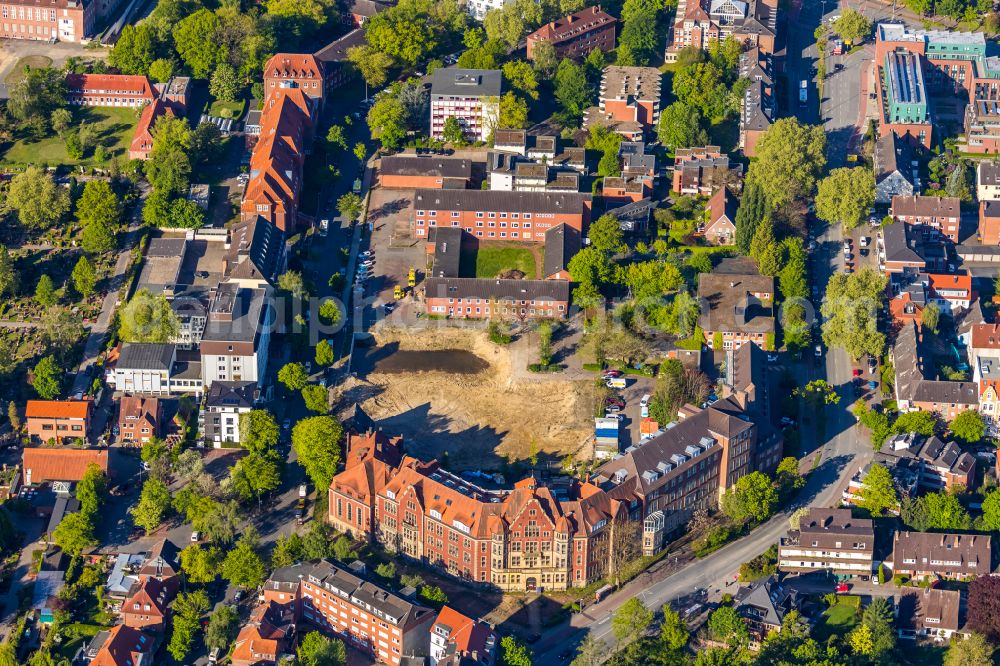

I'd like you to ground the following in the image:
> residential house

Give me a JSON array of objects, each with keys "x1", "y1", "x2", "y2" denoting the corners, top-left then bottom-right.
[
  {"x1": 601, "y1": 176, "x2": 649, "y2": 204},
  {"x1": 86, "y1": 625, "x2": 155, "y2": 666},
  {"x1": 465, "y1": 0, "x2": 512, "y2": 21},
  {"x1": 121, "y1": 576, "x2": 177, "y2": 632},
  {"x1": 738, "y1": 46, "x2": 775, "y2": 158},
  {"x1": 25, "y1": 400, "x2": 92, "y2": 444},
  {"x1": 891, "y1": 195, "x2": 961, "y2": 242},
  {"x1": 314, "y1": 28, "x2": 367, "y2": 91},
  {"x1": 893, "y1": 321, "x2": 979, "y2": 420},
  {"x1": 262, "y1": 560, "x2": 434, "y2": 665},
  {"x1": 429, "y1": 606, "x2": 498, "y2": 666},
  {"x1": 110, "y1": 343, "x2": 202, "y2": 396},
  {"x1": 672, "y1": 146, "x2": 742, "y2": 195},
  {"x1": 926, "y1": 273, "x2": 973, "y2": 314},
  {"x1": 129, "y1": 99, "x2": 171, "y2": 160},
  {"x1": 346, "y1": 0, "x2": 391, "y2": 26},
  {"x1": 896, "y1": 588, "x2": 963, "y2": 642},
  {"x1": 412, "y1": 189, "x2": 591, "y2": 242},
  {"x1": 526, "y1": 6, "x2": 617, "y2": 62},
  {"x1": 697, "y1": 257, "x2": 775, "y2": 350},
  {"x1": 980, "y1": 200, "x2": 1000, "y2": 244},
  {"x1": 543, "y1": 224, "x2": 582, "y2": 280},
  {"x1": 202, "y1": 381, "x2": 257, "y2": 447},
  {"x1": 430, "y1": 68, "x2": 502, "y2": 143},
  {"x1": 890, "y1": 531, "x2": 990, "y2": 581},
  {"x1": 875, "y1": 131, "x2": 917, "y2": 204},
  {"x1": 734, "y1": 577, "x2": 803, "y2": 645},
  {"x1": 380, "y1": 156, "x2": 474, "y2": 190},
  {"x1": 22, "y1": 447, "x2": 108, "y2": 487},
  {"x1": 223, "y1": 217, "x2": 286, "y2": 289},
  {"x1": 231, "y1": 600, "x2": 296, "y2": 666},
  {"x1": 889, "y1": 282, "x2": 926, "y2": 325},
  {"x1": 877, "y1": 50, "x2": 933, "y2": 148},
  {"x1": 777, "y1": 508, "x2": 874, "y2": 578},
  {"x1": 263, "y1": 53, "x2": 325, "y2": 113},
  {"x1": 665, "y1": 0, "x2": 777, "y2": 60},
  {"x1": 703, "y1": 187, "x2": 739, "y2": 245},
  {"x1": 492, "y1": 130, "x2": 527, "y2": 155},
  {"x1": 584, "y1": 66, "x2": 662, "y2": 137},
  {"x1": 970, "y1": 323, "x2": 1000, "y2": 433},
  {"x1": 117, "y1": 396, "x2": 161, "y2": 446},
  {"x1": 879, "y1": 220, "x2": 949, "y2": 279},
  {"x1": 199, "y1": 285, "x2": 274, "y2": 389},
  {"x1": 978, "y1": 162, "x2": 1000, "y2": 201}
]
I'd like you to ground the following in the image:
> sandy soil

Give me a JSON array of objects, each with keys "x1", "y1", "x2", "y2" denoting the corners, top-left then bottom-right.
[{"x1": 336, "y1": 328, "x2": 594, "y2": 469}]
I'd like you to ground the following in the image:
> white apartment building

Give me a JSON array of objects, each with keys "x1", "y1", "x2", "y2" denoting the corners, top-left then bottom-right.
[{"x1": 430, "y1": 68, "x2": 501, "y2": 143}]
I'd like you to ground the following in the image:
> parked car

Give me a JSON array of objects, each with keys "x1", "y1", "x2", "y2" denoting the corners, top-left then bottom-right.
[
  {"x1": 815, "y1": 344, "x2": 823, "y2": 358},
  {"x1": 852, "y1": 368, "x2": 862, "y2": 377},
  {"x1": 601, "y1": 369, "x2": 623, "y2": 379},
  {"x1": 191, "y1": 532, "x2": 201, "y2": 542},
  {"x1": 860, "y1": 248, "x2": 869, "y2": 257},
  {"x1": 604, "y1": 396, "x2": 625, "y2": 409},
  {"x1": 843, "y1": 240, "x2": 851, "y2": 251},
  {"x1": 860, "y1": 236, "x2": 870, "y2": 248},
  {"x1": 766, "y1": 353, "x2": 779, "y2": 363},
  {"x1": 835, "y1": 583, "x2": 850, "y2": 593},
  {"x1": 780, "y1": 417, "x2": 795, "y2": 426},
  {"x1": 361, "y1": 259, "x2": 376, "y2": 268},
  {"x1": 360, "y1": 250, "x2": 374, "y2": 259}
]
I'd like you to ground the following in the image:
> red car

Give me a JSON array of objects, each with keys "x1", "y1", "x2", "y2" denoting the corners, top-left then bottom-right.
[
  {"x1": 835, "y1": 583, "x2": 850, "y2": 593},
  {"x1": 852, "y1": 368, "x2": 862, "y2": 377},
  {"x1": 601, "y1": 369, "x2": 623, "y2": 379}
]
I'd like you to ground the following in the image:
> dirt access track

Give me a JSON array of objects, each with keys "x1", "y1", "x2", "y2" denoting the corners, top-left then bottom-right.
[{"x1": 337, "y1": 327, "x2": 594, "y2": 470}]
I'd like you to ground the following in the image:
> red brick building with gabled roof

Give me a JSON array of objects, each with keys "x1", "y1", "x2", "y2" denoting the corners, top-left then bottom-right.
[
  {"x1": 122, "y1": 575, "x2": 178, "y2": 632},
  {"x1": 129, "y1": 99, "x2": 172, "y2": 161},
  {"x1": 22, "y1": 447, "x2": 108, "y2": 485},
  {"x1": 118, "y1": 395, "x2": 161, "y2": 446},
  {"x1": 430, "y1": 605, "x2": 498, "y2": 665},
  {"x1": 87, "y1": 625, "x2": 154, "y2": 666},
  {"x1": 25, "y1": 399, "x2": 92, "y2": 444},
  {"x1": 231, "y1": 600, "x2": 295, "y2": 666},
  {"x1": 66, "y1": 73, "x2": 156, "y2": 108},
  {"x1": 526, "y1": 5, "x2": 617, "y2": 62},
  {"x1": 263, "y1": 53, "x2": 325, "y2": 112},
  {"x1": 240, "y1": 88, "x2": 314, "y2": 232}
]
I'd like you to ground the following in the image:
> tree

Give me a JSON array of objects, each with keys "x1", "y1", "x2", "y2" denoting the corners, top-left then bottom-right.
[
  {"x1": 657, "y1": 101, "x2": 708, "y2": 153},
  {"x1": 206, "y1": 606, "x2": 239, "y2": 652},
  {"x1": 745, "y1": 118, "x2": 827, "y2": 209},
  {"x1": 796, "y1": 379, "x2": 840, "y2": 406},
  {"x1": 173, "y1": 9, "x2": 225, "y2": 78},
  {"x1": 554, "y1": 58, "x2": 592, "y2": 124},
  {"x1": 302, "y1": 385, "x2": 329, "y2": 413},
  {"x1": 721, "y1": 471, "x2": 777, "y2": 523},
  {"x1": 7, "y1": 402, "x2": 20, "y2": 432},
  {"x1": 31, "y1": 355, "x2": 62, "y2": 400},
  {"x1": 319, "y1": 300, "x2": 341, "y2": 326},
  {"x1": 367, "y1": 96, "x2": 407, "y2": 150},
  {"x1": 497, "y1": 92, "x2": 529, "y2": 130},
  {"x1": 149, "y1": 58, "x2": 175, "y2": 83},
  {"x1": 815, "y1": 167, "x2": 876, "y2": 230},
  {"x1": 502, "y1": 60, "x2": 539, "y2": 100},
  {"x1": 50, "y1": 108, "x2": 72, "y2": 136},
  {"x1": 180, "y1": 544, "x2": 222, "y2": 583},
  {"x1": 707, "y1": 605, "x2": 750, "y2": 649},
  {"x1": 950, "y1": 410, "x2": 985, "y2": 445},
  {"x1": 647, "y1": 359, "x2": 709, "y2": 423},
  {"x1": 618, "y1": 8, "x2": 659, "y2": 65},
  {"x1": 119, "y1": 289, "x2": 181, "y2": 343},
  {"x1": 660, "y1": 606, "x2": 689, "y2": 651},
  {"x1": 222, "y1": 534, "x2": 266, "y2": 588},
  {"x1": 230, "y1": 451, "x2": 282, "y2": 503},
  {"x1": 277, "y1": 270, "x2": 307, "y2": 298},
  {"x1": 611, "y1": 597, "x2": 653, "y2": 645},
  {"x1": 858, "y1": 463, "x2": 898, "y2": 516},
  {"x1": 500, "y1": 636, "x2": 532, "y2": 666},
  {"x1": 71, "y1": 256, "x2": 97, "y2": 298},
  {"x1": 982, "y1": 488, "x2": 1000, "y2": 531},
  {"x1": 821, "y1": 269, "x2": 887, "y2": 360},
  {"x1": 893, "y1": 410, "x2": 938, "y2": 437},
  {"x1": 238, "y1": 409, "x2": 279, "y2": 454},
  {"x1": 570, "y1": 634, "x2": 606, "y2": 666},
  {"x1": 297, "y1": 632, "x2": 347, "y2": 666},
  {"x1": 442, "y1": 116, "x2": 466, "y2": 144},
  {"x1": 315, "y1": 339, "x2": 335, "y2": 367},
  {"x1": 945, "y1": 632, "x2": 994, "y2": 666},
  {"x1": 833, "y1": 8, "x2": 872, "y2": 44},
  {"x1": 132, "y1": 477, "x2": 172, "y2": 534},
  {"x1": 7, "y1": 67, "x2": 66, "y2": 122},
  {"x1": 53, "y1": 511, "x2": 96, "y2": 555},
  {"x1": 272, "y1": 533, "x2": 306, "y2": 568},
  {"x1": 77, "y1": 179, "x2": 122, "y2": 250},
  {"x1": 278, "y1": 362, "x2": 308, "y2": 391},
  {"x1": 292, "y1": 416, "x2": 343, "y2": 491},
  {"x1": 849, "y1": 623, "x2": 875, "y2": 657},
  {"x1": 354, "y1": 143, "x2": 366, "y2": 162},
  {"x1": 921, "y1": 301, "x2": 941, "y2": 334},
  {"x1": 7, "y1": 167, "x2": 70, "y2": 229},
  {"x1": 168, "y1": 590, "x2": 210, "y2": 661},
  {"x1": 337, "y1": 193, "x2": 364, "y2": 223},
  {"x1": 921, "y1": 491, "x2": 971, "y2": 530},
  {"x1": 0, "y1": 246, "x2": 16, "y2": 299},
  {"x1": 970, "y1": 575, "x2": 1000, "y2": 642},
  {"x1": 749, "y1": 218, "x2": 783, "y2": 276},
  {"x1": 531, "y1": 40, "x2": 558, "y2": 77},
  {"x1": 76, "y1": 464, "x2": 107, "y2": 517},
  {"x1": 167, "y1": 198, "x2": 205, "y2": 229},
  {"x1": 109, "y1": 24, "x2": 156, "y2": 74},
  {"x1": 672, "y1": 61, "x2": 729, "y2": 122},
  {"x1": 589, "y1": 214, "x2": 625, "y2": 255},
  {"x1": 346, "y1": 45, "x2": 393, "y2": 94},
  {"x1": 567, "y1": 247, "x2": 614, "y2": 285},
  {"x1": 861, "y1": 597, "x2": 896, "y2": 658},
  {"x1": 35, "y1": 275, "x2": 56, "y2": 308},
  {"x1": 209, "y1": 62, "x2": 240, "y2": 103},
  {"x1": 734, "y1": 181, "x2": 767, "y2": 256},
  {"x1": 778, "y1": 237, "x2": 808, "y2": 299}
]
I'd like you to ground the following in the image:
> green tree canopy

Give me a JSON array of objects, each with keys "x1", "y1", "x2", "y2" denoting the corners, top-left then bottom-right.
[
  {"x1": 119, "y1": 289, "x2": 181, "y2": 343},
  {"x1": 222, "y1": 534, "x2": 267, "y2": 588},
  {"x1": 31, "y1": 355, "x2": 62, "y2": 400},
  {"x1": 657, "y1": 101, "x2": 709, "y2": 153},
  {"x1": 297, "y1": 631, "x2": 347, "y2": 666},
  {"x1": 53, "y1": 511, "x2": 96, "y2": 555},
  {"x1": 278, "y1": 362, "x2": 308, "y2": 391},
  {"x1": 612, "y1": 598, "x2": 654, "y2": 644},
  {"x1": 72, "y1": 256, "x2": 97, "y2": 298},
  {"x1": 205, "y1": 606, "x2": 240, "y2": 651},
  {"x1": 292, "y1": 416, "x2": 344, "y2": 491},
  {"x1": 173, "y1": 9, "x2": 226, "y2": 78},
  {"x1": 7, "y1": 167, "x2": 70, "y2": 229},
  {"x1": 131, "y1": 477, "x2": 172, "y2": 534},
  {"x1": 949, "y1": 410, "x2": 985, "y2": 445},
  {"x1": 707, "y1": 605, "x2": 750, "y2": 649},
  {"x1": 833, "y1": 8, "x2": 872, "y2": 43},
  {"x1": 109, "y1": 24, "x2": 157, "y2": 75},
  {"x1": 815, "y1": 167, "x2": 876, "y2": 230},
  {"x1": 745, "y1": 118, "x2": 826, "y2": 209},
  {"x1": 858, "y1": 463, "x2": 898, "y2": 516},
  {"x1": 721, "y1": 471, "x2": 777, "y2": 523},
  {"x1": 821, "y1": 268, "x2": 887, "y2": 360},
  {"x1": 180, "y1": 544, "x2": 223, "y2": 584},
  {"x1": 238, "y1": 409, "x2": 279, "y2": 454}
]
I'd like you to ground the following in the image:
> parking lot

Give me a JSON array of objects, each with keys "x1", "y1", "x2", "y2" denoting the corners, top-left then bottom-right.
[{"x1": 363, "y1": 187, "x2": 426, "y2": 323}]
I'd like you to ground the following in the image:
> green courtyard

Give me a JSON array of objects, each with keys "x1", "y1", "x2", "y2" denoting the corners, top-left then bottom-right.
[
  {"x1": 463, "y1": 244, "x2": 540, "y2": 279},
  {"x1": 0, "y1": 106, "x2": 140, "y2": 167}
]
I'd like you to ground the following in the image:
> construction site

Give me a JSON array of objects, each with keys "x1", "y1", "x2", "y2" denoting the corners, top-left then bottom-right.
[{"x1": 337, "y1": 327, "x2": 594, "y2": 470}]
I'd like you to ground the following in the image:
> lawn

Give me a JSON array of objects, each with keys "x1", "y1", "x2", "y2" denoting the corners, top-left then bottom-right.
[
  {"x1": 0, "y1": 106, "x2": 139, "y2": 167},
  {"x1": 208, "y1": 98, "x2": 248, "y2": 120},
  {"x1": 813, "y1": 602, "x2": 859, "y2": 643},
  {"x1": 468, "y1": 245, "x2": 538, "y2": 279},
  {"x1": 4, "y1": 56, "x2": 53, "y2": 85}
]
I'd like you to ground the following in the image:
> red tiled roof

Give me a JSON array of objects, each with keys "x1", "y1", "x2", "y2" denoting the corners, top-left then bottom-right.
[
  {"x1": 66, "y1": 73, "x2": 156, "y2": 99},
  {"x1": 972, "y1": 323, "x2": 1000, "y2": 350},
  {"x1": 264, "y1": 53, "x2": 324, "y2": 80},
  {"x1": 130, "y1": 99, "x2": 171, "y2": 156},
  {"x1": 22, "y1": 448, "x2": 108, "y2": 484},
  {"x1": 89, "y1": 625, "x2": 153, "y2": 666},
  {"x1": 433, "y1": 606, "x2": 496, "y2": 657},
  {"x1": 123, "y1": 576, "x2": 177, "y2": 623},
  {"x1": 26, "y1": 400, "x2": 90, "y2": 420},
  {"x1": 927, "y1": 273, "x2": 972, "y2": 297}
]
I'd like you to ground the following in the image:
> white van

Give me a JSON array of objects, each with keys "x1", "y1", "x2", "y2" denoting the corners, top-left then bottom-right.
[
  {"x1": 606, "y1": 378, "x2": 627, "y2": 389},
  {"x1": 640, "y1": 394, "x2": 651, "y2": 418}
]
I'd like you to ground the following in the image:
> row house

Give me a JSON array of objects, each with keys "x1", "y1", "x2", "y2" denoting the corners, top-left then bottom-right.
[
  {"x1": 896, "y1": 588, "x2": 963, "y2": 642},
  {"x1": 875, "y1": 131, "x2": 917, "y2": 205},
  {"x1": 261, "y1": 559, "x2": 435, "y2": 665},
  {"x1": 424, "y1": 278, "x2": 569, "y2": 320},
  {"x1": 978, "y1": 162, "x2": 1000, "y2": 202},
  {"x1": 889, "y1": 531, "x2": 991, "y2": 581},
  {"x1": 25, "y1": 399, "x2": 91, "y2": 444},
  {"x1": 777, "y1": 508, "x2": 874, "y2": 578},
  {"x1": 878, "y1": 220, "x2": 949, "y2": 280},
  {"x1": 430, "y1": 68, "x2": 501, "y2": 143},
  {"x1": 412, "y1": 189, "x2": 591, "y2": 242},
  {"x1": 702, "y1": 187, "x2": 738, "y2": 245},
  {"x1": 891, "y1": 195, "x2": 961, "y2": 242},
  {"x1": 980, "y1": 199, "x2": 1000, "y2": 244},
  {"x1": 526, "y1": 6, "x2": 617, "y2": 62},
  {"x1": 894, "y1": 321, "x2": 979, "y2": 420},
  {"x1": 697, "y1": 257, "x2": 775, "y2": 350},
  {"x1": 968, "y1": 323, "x2": 1000, "y2": 433},
  {"x1": 739, "y1": 47, "x2": 774, "y2": 158},
  {"x1": 117, "y1": 396, "x2": 160, "y2": 446},
  {"x1": 672, "y1": 146, "x2": 742, "y2": 196},
  {"x1": 66, "y1": 73, "x2": 155, "y2": 108}
]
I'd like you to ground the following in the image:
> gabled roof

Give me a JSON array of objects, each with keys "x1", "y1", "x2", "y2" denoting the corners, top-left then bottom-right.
[
  {"x1": 432, "y1": 606, "x2": 498, "y2": 661},
  {"x1": 26, "y1": 400, "x2": 90, "y2": 420},
  {"x1": 706, "y1": 187, "x2": 739, "y2": 226},
  {"x1": 897, "y1": 588, "x2": 961, "y2": 633},
  {"x1": 264, "y1": 53, "x2": 323, "y2": 81},
  {"x1": 205, "y1": 381, "x2": 257, "y2": 410},
  {"x1": 22, "y1": 448, "x2": 109, "y2": 484},
  {"x1": 892, "y1": 195, "x2": 960, "y2": 219},
  {"x1": 118, "y1": 343, "x2": 176, "y2": 372},
  {"x1": 224, "y1": 216, "x2": 284, "y2": 285},
  {"x1": 231, "y1": 600, "x2": 295, "y2": 664},
  {"x1": 138, "y1": 539, "x2": 181, "y2": 579},
  {"x1": 130, "y1": 99, "x2": 171, "y2": 155},
  {"x1": 544, "y1": 223, "x2": 581, "y2": 278},
  {"x1": 88, "y1": 625, "x2": 154, "y2": 666},
  {"x1": 123, "y1": 575, "x2": 177, "y2": 621},
  {"x1": 67, "y1": 73, "x2": 155, "y2": 98}
]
